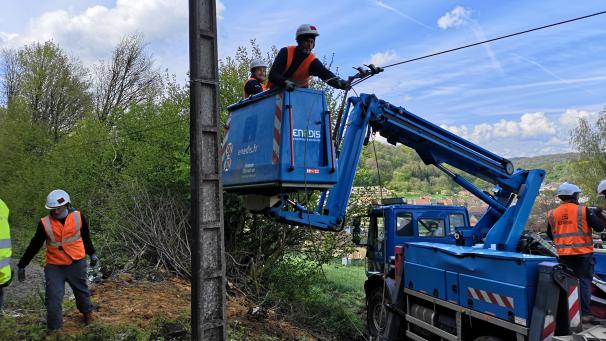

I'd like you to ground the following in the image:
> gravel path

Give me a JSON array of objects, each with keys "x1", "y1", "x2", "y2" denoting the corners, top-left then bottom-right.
[{"x1": 3, "y1": 259, "x2": 73, "y2": 305}]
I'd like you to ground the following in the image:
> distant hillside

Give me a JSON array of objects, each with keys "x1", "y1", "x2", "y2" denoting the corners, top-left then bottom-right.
[
  {"x1": 511, "y1": 153, "x2": 578, "y2": 183},
  {"x1": 357, "y1": 144, "x2": 577, "y2": 195}
]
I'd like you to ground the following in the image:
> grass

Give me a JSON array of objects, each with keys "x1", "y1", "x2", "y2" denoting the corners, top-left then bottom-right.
[
  {"x1": 319, "y1": 261, "x2": 367, "y2": 337},
  {"x1": 267, "y1": 256, "x2": 368, "y2": 339},
  {"x1": 322, "y1": 261, "x2": 367, "y2": 293}
]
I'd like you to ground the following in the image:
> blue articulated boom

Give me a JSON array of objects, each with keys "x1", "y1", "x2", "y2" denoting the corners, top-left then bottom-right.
[{"x1": 268, "y1": 92, "x2": 545, "y2": 251}]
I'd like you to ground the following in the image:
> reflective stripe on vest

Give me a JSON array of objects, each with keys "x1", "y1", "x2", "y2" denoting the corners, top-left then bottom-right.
[
  {"x1": 42, "y1": 211, "x2": 85, "y2": 265},
  {"x1": 555, "y1": 242, "x2": 594, "y2": 249},
  {"x1": 267, "y1": 46, "x2": 316, "y2": 88},
  {"x1": 43, "y1": 212, "x2": 82, "y2": 247},
  {"x1": 549, "y1": 204, "x2": 593, "y2": 255},
  {"x1": 0, "y1": 198, "x2": 12, "y2": 285},
  {"x1": 0, "y1": 238, "x2": 11, "y2": 248}
]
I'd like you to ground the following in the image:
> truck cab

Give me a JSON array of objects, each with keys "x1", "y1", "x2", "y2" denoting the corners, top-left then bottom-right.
[{"x1": 361, "y1": 199, "x2": 471, "y2": 275}]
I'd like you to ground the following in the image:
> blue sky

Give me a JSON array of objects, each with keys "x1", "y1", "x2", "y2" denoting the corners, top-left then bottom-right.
[{"x1": 1, "y1": 1, "x2": 605, "y2": 157}]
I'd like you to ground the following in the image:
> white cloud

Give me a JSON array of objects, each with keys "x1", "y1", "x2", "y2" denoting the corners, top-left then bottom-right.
[
  {"x1": 438, "y1": 108, "x2": 602, "y2": 156},
  {"x1": 0, "y1": 0, "x2": 194, "y2": 62},
  {"x1": 441, "y1": 111, "x2": 555, "y2": 143},
  {"x1": 368, "y1": 50, "x2": 398, "y2": 66},
  {"x1": 519, "y1": 112, "x2": 556, "y2": 136},
  {"x1": 0, "y1": 32, "x2": 19, "y2": 43},
  {"x1": 558, "y1": 109, "x2": 594, "y2": 126},
  {"x1": 217, "y1": 0, "x2": 226, "y2": 22},
  {"x1": 437, "y1": 6, "x2": 471, "y2": 30}
]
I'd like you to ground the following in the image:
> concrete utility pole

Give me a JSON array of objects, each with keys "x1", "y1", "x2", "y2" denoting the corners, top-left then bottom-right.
[{"x1": 189, "y1": 0, "x2": 226, "y2": 340}]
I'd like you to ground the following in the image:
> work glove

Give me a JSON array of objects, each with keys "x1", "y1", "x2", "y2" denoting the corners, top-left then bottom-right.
[
  {"x1": 17, "y1": 267, "x2": 25, "y2": 282},
  {"x1": 336, "y1": 78, "x2": 352, "y2": 91},
  {"x1": 89, "y1": 254, "x2": 99, "y2": 267},
  {"x1": 284, "y1": 80, "x2": 297, "y2": 92}
]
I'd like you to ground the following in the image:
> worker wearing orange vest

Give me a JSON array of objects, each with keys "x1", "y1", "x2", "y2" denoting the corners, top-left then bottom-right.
[
  {"x1": 17, "y1": 189, "x2": 97, "y2": 332},
  {"x1": 267, "y1": 24, "x2": 351, "y2": 92},
  {"x1": 243, "y1": 59, "x2": 268, "y2": 98},
  {"x1": 547, "y1": 182, "x2": 605, "y2": 323}
]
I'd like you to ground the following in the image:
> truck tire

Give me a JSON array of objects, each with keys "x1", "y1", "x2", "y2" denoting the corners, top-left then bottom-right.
[
  {"x1": 473, "y1": 337, "x2": 504, "y2": 341},
  {"x1": 367, "y1": 288, "x2": 388, "y2": 337}
]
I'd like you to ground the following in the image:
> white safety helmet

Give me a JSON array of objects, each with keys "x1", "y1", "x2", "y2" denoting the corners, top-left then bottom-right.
[
  {"x1": 556, "y1": 182, "x2": 582, "y2": 197},
  {"x1": 598, "y1": 179, "x2": 606, "y2": 195},
  {"x1": 296, "y1": 24, "x2": 320, "y2": 40},
  {"x1": 45, "y1": 189, "x2": 71, "y2": 209},
  {"x1": 249, "y1": 59, "x2": 267, "y2": 71}
]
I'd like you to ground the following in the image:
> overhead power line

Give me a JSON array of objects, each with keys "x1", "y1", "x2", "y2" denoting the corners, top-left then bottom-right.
[{"x1": 380, "y1": 10, "x2": 606, "y2": 69}]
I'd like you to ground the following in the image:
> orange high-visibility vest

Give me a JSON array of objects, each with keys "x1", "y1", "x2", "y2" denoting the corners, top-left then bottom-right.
[
  {"x1": 548, "y1": 203, "x2": 593, "y2": 256},
  {"x1": 41, "y1": 211, "x2": 85, "y2": 265},
  {"x1": 267, "y1": 46, "x2": 316, "y2": 88},
  {"x1": 243, "y1": 77, "x2": 268, "y2": 98}
]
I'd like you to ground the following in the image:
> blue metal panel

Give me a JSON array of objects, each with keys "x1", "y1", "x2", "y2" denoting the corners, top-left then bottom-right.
[
  {"x1": 460, "y1": 273, "x2": 531, "y2": 326},
  {"x1": 483, "y1": 169, "x2": 546, "y2": 251},
  {"x1": 595, "y1": 252, "x2": 606, "y2": 279},
  {"x1": 222, "y1": 88, "x2": 338, "y2": 192},
  {"x1": 404, "y1": 262, "x2": 447, "y2": 300},
  {"x1": 222, "y1": 95, "x2": 278, "y2": 187},
  {"x1": 446, "y1": 271, "x2": 460, "y2": 305},
  {"x1": 404, "y1": 242, "x2": 554, "y2": 286}
]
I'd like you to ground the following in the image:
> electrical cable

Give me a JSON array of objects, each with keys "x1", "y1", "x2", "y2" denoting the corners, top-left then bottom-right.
[{"x1": 380, "y1": 10, "x2": 606, "y2": 69}]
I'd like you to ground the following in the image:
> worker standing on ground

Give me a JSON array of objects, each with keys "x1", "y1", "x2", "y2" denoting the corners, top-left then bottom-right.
[
  {"x1": 243, "y1": 59, "x2": 268, "y2": 98},
  {"x1": 17, "y1": 190, "x2": 98, "y2": 332},
  {"x1": 0, "y1": 198, "x2": 12, "y2": 311},
  {"x1": 267, "y1": 24, "x2": 351, "y2": 92},
  {"x1": 547, "y1": 182, "x2": 605, "y2": 323}
]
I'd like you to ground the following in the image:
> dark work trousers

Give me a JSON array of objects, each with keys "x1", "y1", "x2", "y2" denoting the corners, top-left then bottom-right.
[
  {"x1": 0, "y1": 286, "x2": 4, "y2": 310},
  {"x1": 44, "y1": 259, "x2": 93, "y2": 330},
  {"x1": 559, "y1": 253, "x2": 595, "y2": 316}
]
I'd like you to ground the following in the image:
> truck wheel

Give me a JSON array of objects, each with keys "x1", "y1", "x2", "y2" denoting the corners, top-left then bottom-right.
[
  {"x1": 474, "y1": 337, "x2": 504, "y2": 341},
  {"x1": 367, "y1": 288, "x2": 388, "y2": 337}
]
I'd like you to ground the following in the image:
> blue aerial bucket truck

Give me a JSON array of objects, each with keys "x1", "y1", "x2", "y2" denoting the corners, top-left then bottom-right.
[{"x1": 220, "y1": 65, "x2": 606, "y2": 340}]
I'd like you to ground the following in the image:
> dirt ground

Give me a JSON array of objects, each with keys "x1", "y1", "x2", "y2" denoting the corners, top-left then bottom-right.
[
  {"x1": 62, "y1": 277, "x2": 191, "y2": 334},
  {"x1": 54, "y1": 276, "x2": 317, "y2": 340},
  {"x1": 227, "y1": 294, "x2": 317, "y2": 340}
]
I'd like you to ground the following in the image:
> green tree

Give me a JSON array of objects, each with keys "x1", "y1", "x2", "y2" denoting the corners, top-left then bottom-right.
[
  {"x1": 3, "y1": 41, "x2": 91, "y2": 140},
  {"x1": 92, "y1": 33, "x2": 162, "y2": 123},
  {"x1": 570, "y1": 107, "x2": 606, "y2": 201}
]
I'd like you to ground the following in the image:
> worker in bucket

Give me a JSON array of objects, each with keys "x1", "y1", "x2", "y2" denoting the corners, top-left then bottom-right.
[
  {"x1": 17, "y1": 189, "x2": 98, "y2": 332},
  {"x1": 267, "y1": 24, "x2": 351, "y2": 92},
  {"x1": 0, "y1": 198, "x2": 12, "y2": 311},
  {"x1": 243, "y1": 59, "x2": 268, "y2": 98},
  {"x1": 547, "y1": 182, "x2": 605, "y2": 323}
]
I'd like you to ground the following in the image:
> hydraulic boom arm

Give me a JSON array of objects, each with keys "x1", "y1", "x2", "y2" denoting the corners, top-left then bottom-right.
[{"x1": 268, "y1": 91, "x2": 544, "y2": 251}]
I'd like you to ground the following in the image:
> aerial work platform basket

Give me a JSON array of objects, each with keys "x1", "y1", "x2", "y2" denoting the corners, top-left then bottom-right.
[{"x1": 222, "y1": 88, "x2": 338, "y2": 195}]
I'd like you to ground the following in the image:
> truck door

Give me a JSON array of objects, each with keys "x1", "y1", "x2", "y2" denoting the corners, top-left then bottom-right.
[
  {"x1": 366, "y1": 213, "x2": 386, "y2": 274},
  {"x1": 448, "y1": 212, "x2": 468, "y2": 234},
  {"x1": 416, "y1": 211, "x2": 448, "y2": 244}
]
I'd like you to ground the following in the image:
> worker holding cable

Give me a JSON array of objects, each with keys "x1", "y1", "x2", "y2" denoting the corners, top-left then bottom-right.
[
  {"x1": 547, "y1": 182, "x2": 606, "y2": 324},
  {"x1": 17, "y1": 189, "x2": 97, "y2": 332},
  {"x1": 267, "y1": 24, "x2": 351, "y2": 92}
]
